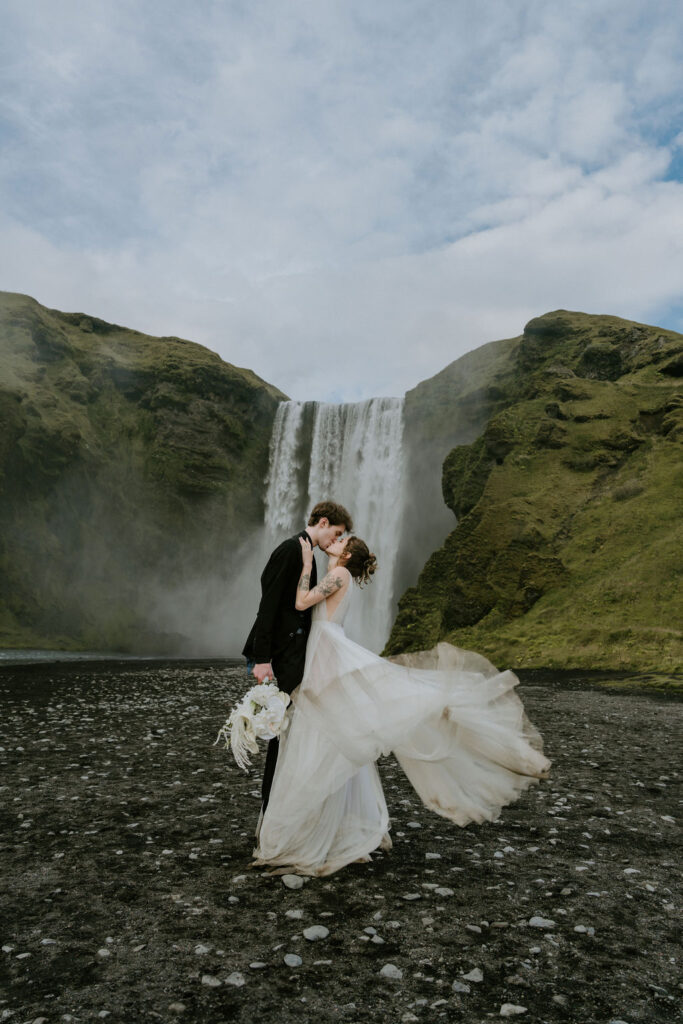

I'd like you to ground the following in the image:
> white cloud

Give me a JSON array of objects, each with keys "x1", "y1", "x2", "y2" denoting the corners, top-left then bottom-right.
[{"x1": 0, "y1": 0, "x2": 681, "y2": 400}]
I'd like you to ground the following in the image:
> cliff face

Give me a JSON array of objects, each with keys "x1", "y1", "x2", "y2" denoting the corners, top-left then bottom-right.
[
  {"x1": 387, "y1": 311, "x2": 683, "y2": 670},
  {"x1": 0, "y1": 292, "x2": 285, "y2": 652}
]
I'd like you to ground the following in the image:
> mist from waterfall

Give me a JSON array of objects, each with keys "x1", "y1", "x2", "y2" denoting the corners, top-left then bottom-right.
[{"x1": 264, "y1": 398, "x2": 406, "y2": 652}]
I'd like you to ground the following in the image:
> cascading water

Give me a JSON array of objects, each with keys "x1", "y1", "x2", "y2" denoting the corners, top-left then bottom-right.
[
  {"x1": 264, "y1": 402, "x2": 306, "y2": 535},
  {"x1": 263, "y1": 397, "x2": 405, "y2": 652}
]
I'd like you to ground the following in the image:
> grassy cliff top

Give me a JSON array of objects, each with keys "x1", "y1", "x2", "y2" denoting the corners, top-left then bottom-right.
[{"x1": 0, "y1": 290, "x2": 287, "y2": 400}]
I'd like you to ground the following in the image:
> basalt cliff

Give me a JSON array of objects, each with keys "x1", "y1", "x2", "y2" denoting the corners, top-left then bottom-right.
[
  {"x1": 0, "y1": 291, "x2": 284, "y2": 652},
  {"x1": 388, "y1": 310, "x2": 683, "y2": 670}
]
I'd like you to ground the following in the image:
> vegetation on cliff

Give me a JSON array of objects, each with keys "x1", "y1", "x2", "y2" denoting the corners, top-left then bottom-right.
[
  {"x1": 387, "y1": 311, "x2": 683, "y2": 671},
  {"x1": 0, "y1": 291, "x2": 285, "y2": 652}
]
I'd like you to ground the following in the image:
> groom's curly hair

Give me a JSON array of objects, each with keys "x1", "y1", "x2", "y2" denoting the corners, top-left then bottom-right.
[{"x1": 308, "y1": 501, "x2": 353, "y2": 531}]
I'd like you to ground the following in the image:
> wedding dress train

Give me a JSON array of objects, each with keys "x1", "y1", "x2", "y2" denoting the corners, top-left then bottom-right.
[{"x1": 251, "y1": 584, "x2": 550, "y2": 876}]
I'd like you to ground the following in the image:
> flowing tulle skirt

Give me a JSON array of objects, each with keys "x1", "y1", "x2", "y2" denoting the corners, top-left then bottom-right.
[{"x1": 251, "y1": 620, "x2": 550, "y2": 876}]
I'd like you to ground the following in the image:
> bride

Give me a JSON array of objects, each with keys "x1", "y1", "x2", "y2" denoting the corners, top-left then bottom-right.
[{"x1": 250, "y1": 534, "x2": 551, "y2": 876}]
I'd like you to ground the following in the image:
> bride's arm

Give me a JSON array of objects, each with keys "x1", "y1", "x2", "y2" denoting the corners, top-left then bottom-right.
[
  {"x1": 295, "y1": 567, "x2": 349, "y2": 610},
  {"x1": 295, "y1": 540, "x2": 349, "y2": 609}
]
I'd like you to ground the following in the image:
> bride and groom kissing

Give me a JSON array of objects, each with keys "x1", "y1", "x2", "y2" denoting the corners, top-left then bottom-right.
[{"x1": 242, "y1": 500, "x2": 550, "y2": 878}]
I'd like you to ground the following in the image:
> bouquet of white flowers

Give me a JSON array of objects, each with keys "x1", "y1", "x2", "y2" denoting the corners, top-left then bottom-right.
[{"x1": 213, "y1": 681, "x2": 292, "y2": 771}]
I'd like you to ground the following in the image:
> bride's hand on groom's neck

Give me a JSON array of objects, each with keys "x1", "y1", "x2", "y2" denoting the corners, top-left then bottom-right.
[{"x1": 299, "y1": 537, "x2": 314, "y2": 565}]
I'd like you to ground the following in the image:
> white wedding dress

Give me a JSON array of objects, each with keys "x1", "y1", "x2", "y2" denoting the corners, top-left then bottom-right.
[{"x1": 251, "y1": 583, "x2": 550, "y2": 876}]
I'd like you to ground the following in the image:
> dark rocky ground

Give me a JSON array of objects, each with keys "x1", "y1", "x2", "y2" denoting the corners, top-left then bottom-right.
[{"x1": 0, "y1": 661, "x2": 680, "y2": 1024}]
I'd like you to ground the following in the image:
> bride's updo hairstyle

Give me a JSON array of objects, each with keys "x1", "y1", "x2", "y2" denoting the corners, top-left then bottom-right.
[{"x1": 342, "y1": 537, "x2": 377, "y2": 587}]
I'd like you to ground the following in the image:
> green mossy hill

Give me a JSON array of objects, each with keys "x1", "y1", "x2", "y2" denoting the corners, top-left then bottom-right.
[
  {"x1": 0, "y1": 291, "x2": 285, "y2": 652},
  {"x1": 387, "y1": 310, "x2": 683, "y2": 671}
]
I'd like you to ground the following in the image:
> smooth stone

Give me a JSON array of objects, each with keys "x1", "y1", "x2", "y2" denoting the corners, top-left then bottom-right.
[
  {"x1": 452, "y1": 981, "x2": 471, "y2": 994},
  {"x1": 40, "y1": 939, "x2": 57, "y2": 945},
  {"x1": 371, "y1": 935, "x2": 385, "y2": 944},
  {"x1": 528, "y1": 916, "x2": 556, "y2": 929},
  {"x1": 303, "y1": 926, "x2": 329, "y2": 941},
  {"x1": 425, "y1": 852, "x2": 441, "y2": 859},
  {"x1": 201, "y1": 975, "x2": 222, "y2": 987},
  {"x1": 434, "y1": 887, "x2": 454, "y2": 897},
  {"x1": 462, "y1": 967, "x2": 483, "y2": 983},
  {"x1": 249, "y1": 962, "x2": 267, "y2": 969},
  {"x1": 225, "y1": 972, "x2": 245, "y2": 987},
  {"x1": 379, "y1": 963, "x2": 403, "y2": 980},
  {"x1": 167, "y1": 1004, "x2": 186, "y2": 1013},
  {"x1": 314, "y1": 959, "x2": 333, "y2": 965},
  {"x1": 284, "y1": 953, "x2": 302, "y2": 967},
  {"x1": 194, "y1": 944, "x2": 210, "y2": 954},
  {"x1": 466, "y1": 925, "x2": 481, "y2": 934},
  {"x1": 285, "y1": 909, "x2": 304, "y2": 920},
  {"x1": 364, "y1": 927, "x2": 377, "y2": 935},
  {"x1": 500, "y1": 1005, "x2": 528, "y2": 1017},
  {"x1": 282, "y1": 875, "x2": 304, "y2": 889},
  {"x1": 96, "y1": 948, "x2": 110, "y2": 958},
  {"x1": 402, "y1": 893, "x2": 422, "y2": 901},
  {"x1": 407, "y1": 822, "x2": 422, "y2": 828}
]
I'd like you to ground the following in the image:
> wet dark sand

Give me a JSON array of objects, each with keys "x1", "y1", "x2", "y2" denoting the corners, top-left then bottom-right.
[{"x1": 0, "y1": 661, "x2": 680, "y2": 1023}]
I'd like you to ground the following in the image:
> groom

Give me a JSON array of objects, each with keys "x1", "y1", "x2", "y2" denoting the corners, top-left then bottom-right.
[{"x1": 243, "y1": 500, "x2": 354, "y2": 811}]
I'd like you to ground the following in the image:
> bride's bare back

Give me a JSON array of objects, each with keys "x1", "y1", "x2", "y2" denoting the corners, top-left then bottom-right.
[
  {"x1": 295, "y1": 536, "x2": 351, "y2": 617},
  {"x1": 316, "y1": 567, "x2": 351, "y2": 619}
]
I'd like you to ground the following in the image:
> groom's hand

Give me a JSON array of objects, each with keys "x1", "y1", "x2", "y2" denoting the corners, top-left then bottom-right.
[{"x1": 253, "y1": 662, "x2": 275, "y2": 684}]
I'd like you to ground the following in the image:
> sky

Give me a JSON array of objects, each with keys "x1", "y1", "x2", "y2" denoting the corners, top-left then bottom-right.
[{"x1": 1, "y1": 0, "x2": 682, "y2": 402}]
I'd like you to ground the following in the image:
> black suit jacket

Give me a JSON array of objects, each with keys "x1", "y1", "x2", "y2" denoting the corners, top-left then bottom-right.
[{"x1": 242, "y1": 530, "x2": 318, "y2": 665}]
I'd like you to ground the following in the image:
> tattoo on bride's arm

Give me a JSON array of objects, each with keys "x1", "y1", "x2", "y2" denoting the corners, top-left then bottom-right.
[
  {"x1": 298, "y1": 573, "x2": 311, "y2": 592},
  {"x1": 316, "y1": 573, "x2": 344, "y2": 597}
]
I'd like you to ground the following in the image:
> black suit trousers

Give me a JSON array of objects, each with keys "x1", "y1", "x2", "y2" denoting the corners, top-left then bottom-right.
[{"x1": 261, "y1": 632, "x2": 308, "y2": 810}]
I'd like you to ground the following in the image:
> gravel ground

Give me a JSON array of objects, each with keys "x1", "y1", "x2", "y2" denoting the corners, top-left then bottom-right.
[{"x1": 0, "y1": 661, "x2": 680, "y2": 1024}]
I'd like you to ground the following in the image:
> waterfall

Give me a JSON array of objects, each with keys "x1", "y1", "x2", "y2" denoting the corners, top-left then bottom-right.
[
  {"x1": 264, "y1": 402, "x2": 306, "y2": 535},
  {"x1": 263, "y1": 397, "x2": 405, "y2": 652}
]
